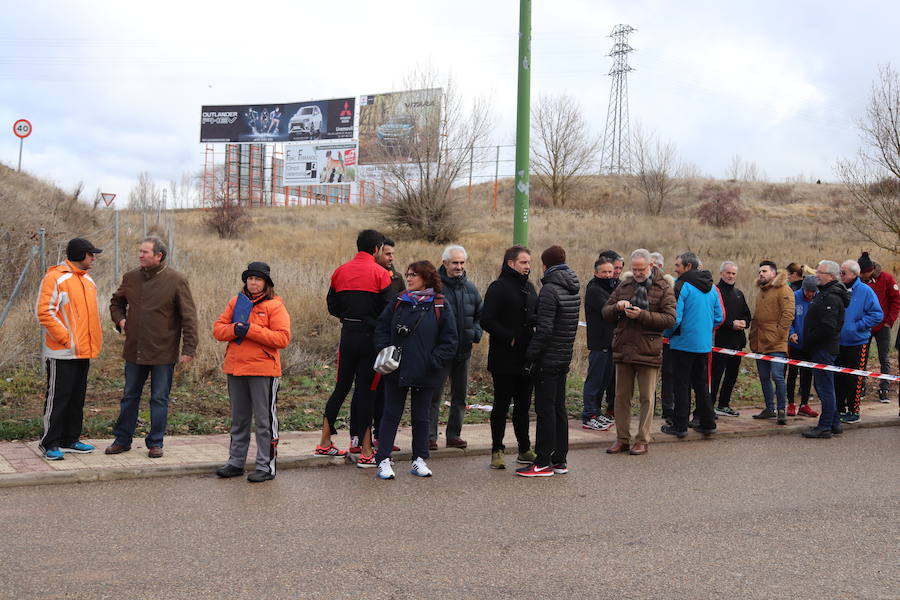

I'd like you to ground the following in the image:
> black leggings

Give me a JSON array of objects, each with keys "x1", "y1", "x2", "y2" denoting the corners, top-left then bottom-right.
[
  {"x1": 489, "y1": 372, "x2": 533, "y2": 452},
  {"x1": 322, "y1": 326, "x2": 377, "y2": 437}
]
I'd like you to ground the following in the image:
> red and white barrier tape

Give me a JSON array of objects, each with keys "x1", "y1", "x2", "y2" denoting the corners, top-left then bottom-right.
[
  {"x1": 710, "y1": 347, "x2": 900, "y2": 381},
  {"x1": 577, "y1": 321, "x2": 897, "y2": 381}
]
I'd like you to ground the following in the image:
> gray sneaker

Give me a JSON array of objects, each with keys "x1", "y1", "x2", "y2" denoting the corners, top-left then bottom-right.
[
  {"x1": 752, "y1": 409, "x2": 777, "y2": 420},
  {"x1": 715, "y1": 406, "x2": 740, "y2": 417}
]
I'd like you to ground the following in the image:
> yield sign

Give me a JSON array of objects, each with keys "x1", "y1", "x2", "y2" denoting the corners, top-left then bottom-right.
[{"x1": 100, "y1": 192, "x2": 116, "y2": 207}]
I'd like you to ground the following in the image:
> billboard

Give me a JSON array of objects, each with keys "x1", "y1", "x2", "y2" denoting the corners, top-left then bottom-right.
[
  {"x1": 357, "y1": 88, "x2": 442, "y2": 165},
  {"x1": 283, "y1": 141, "x2": 358, "y2": 186},
  {"x1": 200, "y1": 97, "x2": 355, "y2": 143}
]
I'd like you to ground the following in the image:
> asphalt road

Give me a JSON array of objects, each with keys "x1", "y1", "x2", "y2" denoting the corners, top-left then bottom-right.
[{"x1": 2, "y1": 428, "x2": 898, "y2": 600}]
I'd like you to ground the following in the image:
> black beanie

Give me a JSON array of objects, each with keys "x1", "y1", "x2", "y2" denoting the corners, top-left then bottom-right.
[
  {"x1": 858, "y1": 252, "x2": 874, "y2": 273},
  {"x1": 541, "y1": 245, "x2": 566, "y2": 268}
]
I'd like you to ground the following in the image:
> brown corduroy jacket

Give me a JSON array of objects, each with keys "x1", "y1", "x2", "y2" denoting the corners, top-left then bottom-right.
[{"x1": 110, "y1": 263, "x2": 199, "y2": 365}]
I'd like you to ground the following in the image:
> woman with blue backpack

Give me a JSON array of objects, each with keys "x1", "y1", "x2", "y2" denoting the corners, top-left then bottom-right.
[{"x1": 373, "y1": 260, "x2": 458, "y2": 479}]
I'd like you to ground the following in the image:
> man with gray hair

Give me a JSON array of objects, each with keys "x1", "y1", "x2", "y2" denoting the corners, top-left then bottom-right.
[
  {"x1": 711, "y1": 261, "x2": 752, "y2": 417},
  {"x1": 802, "y1": 260, "x2": 850, "y2": 438},
  {"x1": 602, "y1": 248, "x2": 676, "y2": 455},
  {"x1": 106, "y1": 236, "x2": 198, "y2": 458},
  {"x1": 649, "y1": 252, "x2": 665, "y2": 272},
  {"x1": 430, "y1": 244, "x2": 483, "y2": 449},
  {"x1": 834, "y1": 259, "x2": 882, "y2": 423}
]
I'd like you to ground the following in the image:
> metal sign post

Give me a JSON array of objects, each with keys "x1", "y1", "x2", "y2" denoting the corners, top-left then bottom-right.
[{"x1": 13, "y1": 119, "x2": 32, "y2": 172}]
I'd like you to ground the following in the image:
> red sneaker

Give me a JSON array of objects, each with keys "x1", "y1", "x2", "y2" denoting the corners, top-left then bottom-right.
[
  {"x1": 798, "y1": 404, "x2": 819, "y2": 417},
  {"x1": 348, "y1": 446, "x2": 361, "y2": 454},
  {"x1": 314, "y1": 444, "x2": 347, "y2": 457},
  {"x1": 356, "y1": 453, "x2": 376, "y2": 468},
  {"x1": 515, "y1": 464, "x2": 554, "y2": 477},
  {"x1": 786, "y1": 403, "x2": 797, "y2": 416}
]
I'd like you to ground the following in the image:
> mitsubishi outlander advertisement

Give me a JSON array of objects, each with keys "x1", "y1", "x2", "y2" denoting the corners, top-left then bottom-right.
[{"x1": 200, "y1": 97, "x2": 355, "y2": 143}]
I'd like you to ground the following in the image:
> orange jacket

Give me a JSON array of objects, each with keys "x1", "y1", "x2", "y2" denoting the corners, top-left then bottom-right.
[
  {"x1": 213, "y1": 294, "x2": 291, "y2": 376},
  {"x1": 36, "y1": 260, "x2": 103, "y2": 359}
]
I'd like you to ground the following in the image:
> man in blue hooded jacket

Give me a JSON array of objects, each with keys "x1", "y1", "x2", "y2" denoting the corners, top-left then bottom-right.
[
  {"x1": 835, "y1": 259, "x2": 883, "y2": 423},
  {"x1": 661, "y1": 252, "x2": 724, "y2": 438}
]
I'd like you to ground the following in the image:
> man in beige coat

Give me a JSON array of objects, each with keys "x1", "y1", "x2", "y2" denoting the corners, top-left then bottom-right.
[{"x1": 748, "y1": 260, "x2": 795, "y2": 424}]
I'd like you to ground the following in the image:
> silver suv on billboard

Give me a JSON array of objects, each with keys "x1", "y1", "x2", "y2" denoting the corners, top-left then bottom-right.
[
  {"x1": 289, "y1": 105, "x2": 323, "y2": 140},
  {"x1": 376, "y1": 114, "x2": 416, "y2": 148}
]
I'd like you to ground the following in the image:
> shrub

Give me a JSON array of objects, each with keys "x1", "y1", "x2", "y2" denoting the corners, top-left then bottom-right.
[
  {"x1": 203, "y1": 200, "x2": 252, "y2": 239},
  {"x1": 761, "y1": 183, "x2": 796, "y2": 204},
  {"x1": 696, "y1": 184, "x2": 748, "y2": 227},
  {"x1": 378, "y1": 187, "x2": 465, "y2": 244}
]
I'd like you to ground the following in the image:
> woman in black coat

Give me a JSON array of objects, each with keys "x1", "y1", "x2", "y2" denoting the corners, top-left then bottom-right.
[{"x1": 373, "y1": 260, "x2": 457, "y2": 479}]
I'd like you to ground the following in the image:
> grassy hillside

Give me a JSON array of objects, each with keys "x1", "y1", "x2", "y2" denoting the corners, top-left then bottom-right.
[{"x1": 1, "y1": 165, "x2": 890, "y2": 439}]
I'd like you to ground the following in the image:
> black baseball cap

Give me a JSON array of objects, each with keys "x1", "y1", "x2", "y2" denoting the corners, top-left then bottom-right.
[{"x1": 66, "y1": 238, "x2": 103, "y2": 261}]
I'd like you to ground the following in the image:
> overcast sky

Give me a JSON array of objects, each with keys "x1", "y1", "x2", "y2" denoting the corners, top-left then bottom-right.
[{"x1": 1, "y1": 0, "x2": 897, "y2": 203}]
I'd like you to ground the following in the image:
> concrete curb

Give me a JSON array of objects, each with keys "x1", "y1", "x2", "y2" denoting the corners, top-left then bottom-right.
[{"x1": 2, "y1": 417, "x2": 896, "y2": 489}]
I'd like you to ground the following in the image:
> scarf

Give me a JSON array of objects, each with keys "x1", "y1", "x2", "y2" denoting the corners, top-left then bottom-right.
[
  {"x1": 405, "y1": 288, "x2": 435, "y2": 305},
  {"x1": 630, "y1": 275, "x2": 652, "y2": 310}
]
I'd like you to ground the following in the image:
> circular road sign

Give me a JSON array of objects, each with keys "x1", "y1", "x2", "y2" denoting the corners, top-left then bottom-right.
[{"x1": 13, "y1": 119, "x2": 32, "y2": 139}]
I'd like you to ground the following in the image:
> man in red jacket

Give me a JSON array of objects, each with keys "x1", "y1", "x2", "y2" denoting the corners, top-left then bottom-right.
[{"x1": 859, "y1": 252, "x2": 900, "y2": 402}]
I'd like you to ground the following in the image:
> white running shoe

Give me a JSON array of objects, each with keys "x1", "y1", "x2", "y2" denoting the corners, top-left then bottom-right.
[
  {"x1": 410, "y1": 457, "x2": 433, "y2": 477},
  {"x1": 377, "y1": 458, "x2": 395, "y2": 480}
]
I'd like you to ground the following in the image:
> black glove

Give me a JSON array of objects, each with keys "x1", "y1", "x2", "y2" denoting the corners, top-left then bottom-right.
[
  {"x1": 234, "y1": 322, "x2": 250, "y2": 338},
  {"x1": 522, "y1": 362, "x2": 534, "y2": 376}
]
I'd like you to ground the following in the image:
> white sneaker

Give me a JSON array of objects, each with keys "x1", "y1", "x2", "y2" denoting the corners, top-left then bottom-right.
[
  {"x1": 410, "y1": 457, "x2": 432, "y2": 477},
  {"x1": 377, "y1": 458, "x2": 395, "y2": 480}
]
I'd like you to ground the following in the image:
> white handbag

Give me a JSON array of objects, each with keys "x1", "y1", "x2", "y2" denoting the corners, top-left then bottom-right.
[{"x1": 374, "y1": 345, "x2": 402, "y2": 374}]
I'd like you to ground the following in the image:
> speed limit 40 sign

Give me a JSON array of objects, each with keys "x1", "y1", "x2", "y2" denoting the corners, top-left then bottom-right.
[{"x1": 13, "y1": 119, "x2": 32, "y2": 138}]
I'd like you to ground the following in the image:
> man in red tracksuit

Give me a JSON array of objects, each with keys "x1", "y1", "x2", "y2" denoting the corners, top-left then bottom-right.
[
  {"x1": 316, "y1": 229, "x2": 393, "y2": 464},
  {"x1": 858, "y1": 252, "x2": 900, "y2": 402}
]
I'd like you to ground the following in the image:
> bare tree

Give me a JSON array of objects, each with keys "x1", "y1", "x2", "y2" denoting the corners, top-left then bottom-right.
[
  {"x1": 529, "y1": 93, "x2": 600, "y2": 207},
  {"x1": 373, "y1": 68, "x2": 493, "y2": 243},
  {"x1": 838, "y1": 64, "x2": 900, "y2": 253},
  {"x1": 128, "y1": 171, "x2": 160, "y2": 210},
  {"x1": 631, "y1": 126, "x2": 681, "y2": 215},
  {"x1": 202, "y1": 165, "x2": 252, "y2": 238}
]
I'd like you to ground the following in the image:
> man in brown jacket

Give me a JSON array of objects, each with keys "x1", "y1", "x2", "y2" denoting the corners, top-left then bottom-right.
[
  {"x1": 748, "y1": 260, "x2": 795, "y2": 425},
  {"x1": 602, "y1": 249, "x2": 676, "y2": 455},
  {"x1": 105, "y1": 236, "x2": 198, "y2": 458}
]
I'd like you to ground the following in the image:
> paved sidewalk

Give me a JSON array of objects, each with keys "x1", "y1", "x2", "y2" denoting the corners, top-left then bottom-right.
[{"x1": 2, "y1": 400, "x2": 897, "y2": 488}]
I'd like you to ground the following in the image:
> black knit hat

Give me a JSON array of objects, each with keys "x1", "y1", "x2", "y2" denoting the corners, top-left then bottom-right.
[
  {"x1": 66, "y1": 238, "x2": 102, "y2": 262},
  {"x1": 241, "y1": 261, "x2": 274, "y2": 287},
  {"x1": 858, "y1": 251, "x2": 874, "y2": 273},
  {"x1": 541, "y1": 245, "x2": 566, "y2": 268}
]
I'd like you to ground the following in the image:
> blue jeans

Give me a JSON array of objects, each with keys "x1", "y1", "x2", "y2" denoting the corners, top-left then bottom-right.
[
  {"x1": 113, "y1": 362, "x2": 175, "y2": 448},
  {"x1": 810, "y1": 348, "x2": 838, "y2": 429},
  {"x1": 582, "y1": 349, "x2": 613, "y2": 421},
  {"x1": 756, "y1": 353, "x2": 787, "y2": 411}
]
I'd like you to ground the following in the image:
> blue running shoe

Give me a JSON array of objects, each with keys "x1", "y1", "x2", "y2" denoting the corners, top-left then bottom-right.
[
  {"x1": 841, "y1": 413, "x2": 860, "y2": 424},
  {"x1": 62, "y1": 441, "x2": 95, "y2": 453},
  {"x1": 44, "y1": 448, "x2": 64, "y2": 461}
]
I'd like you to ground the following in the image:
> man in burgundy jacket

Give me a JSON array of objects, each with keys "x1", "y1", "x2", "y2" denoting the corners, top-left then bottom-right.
[{"x1": 859, "y1": 252, "x2": 900, "y2": 402}]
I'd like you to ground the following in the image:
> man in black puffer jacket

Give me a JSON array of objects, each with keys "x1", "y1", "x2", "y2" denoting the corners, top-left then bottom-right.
[
  {"x1": 711, "y1": 261, "x2": 752, "y2": 417},
  {"x1": 517, "y1": 246, "x2": 581, "y2": 477},
  {"x1": 429, "y1": 245, "x2": 483, "y2": 450},
  {"x1": 481, "y1": 245, "x2": 539, "y2": 469},
  {"x1": 802, "y1": 260, "x2": 850, "y2": 439}
]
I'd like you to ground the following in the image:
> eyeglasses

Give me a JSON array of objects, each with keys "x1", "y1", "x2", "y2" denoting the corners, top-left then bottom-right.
[
  {"x1": 839, "y1": 270, "x2": 848, "y2": 275},
  {"x1": 405, "y1": 272, "x2": 419, "y2": 278}
]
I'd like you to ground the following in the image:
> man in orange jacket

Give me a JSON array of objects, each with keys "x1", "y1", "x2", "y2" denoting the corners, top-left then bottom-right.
[{"x1": 36, "y1": 238, "x2": 104, "y2": 460}]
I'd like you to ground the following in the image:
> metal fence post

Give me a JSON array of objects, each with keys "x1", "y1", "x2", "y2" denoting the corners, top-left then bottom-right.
[
  {"x1": 38, "y1": 227, "x2": 46, "y2": 274},
  {"x1": 0, "y1": 246, "x2": 38, "y2": 329},
  {"x1": 114, "y1": 208, "x2": 121, "y2": 282}
]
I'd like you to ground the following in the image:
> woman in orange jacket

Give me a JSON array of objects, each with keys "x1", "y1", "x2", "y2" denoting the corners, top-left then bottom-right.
[{"x1": 212, "y1": 262, "x2": 291, "y2": 482}]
